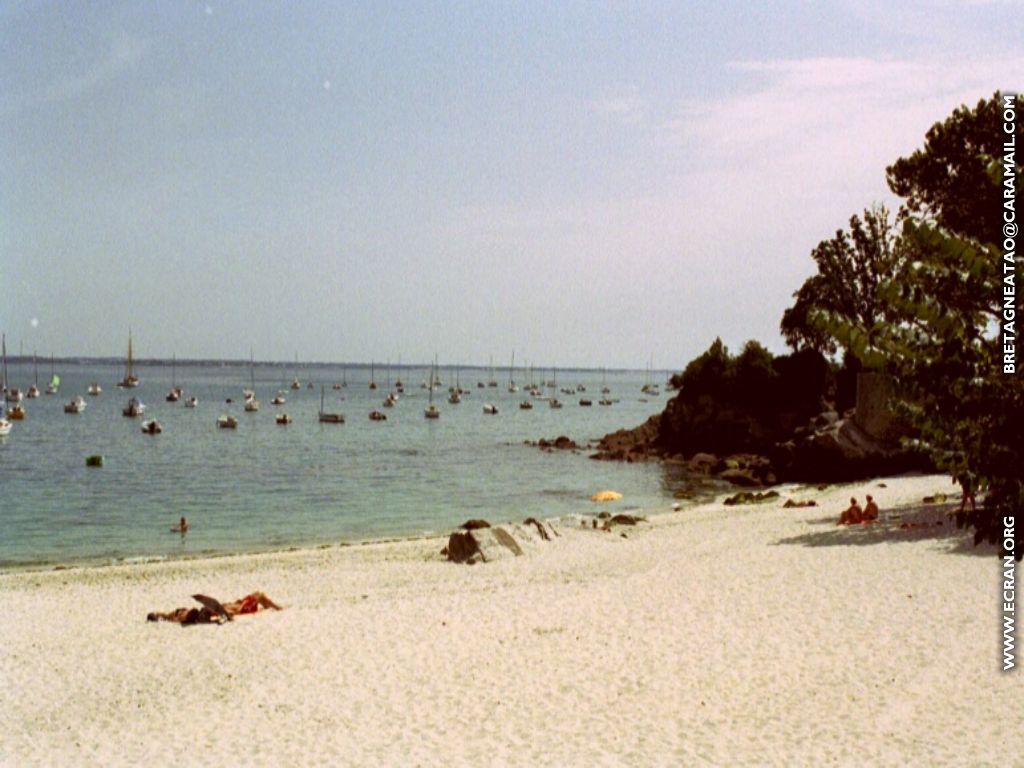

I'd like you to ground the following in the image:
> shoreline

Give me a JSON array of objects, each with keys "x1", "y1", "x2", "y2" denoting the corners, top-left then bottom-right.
[
  {"x1": 3, "y1": 472, "x2": 1019, "y2": 766},
  {"x1": 0, "y1": 472, "x2": 967, "y2": 576}
]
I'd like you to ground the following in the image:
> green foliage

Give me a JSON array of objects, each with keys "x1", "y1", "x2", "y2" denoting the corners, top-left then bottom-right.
[
  {"x1": 660, "y1": 339, "x2": 832, "y2": 456},
  {"x1": 780, "y1": 205, "x2": 905, "y2": 355},
  {"x1": 816, "y1": 91, "x2": 1024, "y2": 554},
  {"x1": 886, "y1": 92, "x2": 1021, "y2": 246}
]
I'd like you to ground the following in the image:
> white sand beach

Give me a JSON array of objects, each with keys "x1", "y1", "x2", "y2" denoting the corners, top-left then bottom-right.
[{"x1": 1, "y1": 473, "x2": 1019, "y2": 767}]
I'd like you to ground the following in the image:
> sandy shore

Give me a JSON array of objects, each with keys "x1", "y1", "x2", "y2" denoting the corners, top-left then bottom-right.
[{"x1": 1, "y1": 473, "x2": 1019, "y2": 767}]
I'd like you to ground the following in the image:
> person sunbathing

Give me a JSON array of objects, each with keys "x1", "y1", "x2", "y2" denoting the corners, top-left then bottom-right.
[
  {"x1": 147, "y1": 591, "x2": 283, "y2": 624},
  {"x1": 862, "y1": 495, "x2": 879, "y2": 522},
  {"x1": 838, "y1": 497, "x2": 863, "y2": 525}
]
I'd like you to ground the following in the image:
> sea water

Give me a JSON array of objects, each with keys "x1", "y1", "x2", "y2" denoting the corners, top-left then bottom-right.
[{"x1": 0, "y1": 360, "x2": 703, "y2": 569}]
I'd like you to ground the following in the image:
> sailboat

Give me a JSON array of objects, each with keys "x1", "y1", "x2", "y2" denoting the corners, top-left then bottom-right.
[
  {"x1": 290, "y1": 353, "x2": 301, "y2": 389},
  {"x1": 599, "y1": 367, "x2": 613, "y2": 405},
  {"x1": 244, "y1": 350, "x2": 260, "y2": 412},
  {"x1": 118, "y1": 330, "x2": 140, "y2": 388},
  {"x1": 45, "y1": 355, "x2": 60, "y2": 395},
  {"x1": 318, "y1": 384, "x2": 345, "y2": 423},
  {"x1": 0, "y1": 334, "x2": 12, "y2": 436},
  {"x1": 369, "y1": 361, "x2": 377, "y2": 390},
  {"x1": 507, "y1": 350, "x2": 519, "y2": 393},
  {"x1": 549, "y1": 368, "x2": 563, "y2": 408},
  {"x1": 6, "y1": 346, "x2": 25, "y2": 419},
  {"x1": 447, "y1": 367, "x2": 461, "y2": 404},
  {"x1": 122, "y1": 397, "x2": 146, "y2": 417},
  {"x1": 64, "y1": 396, "x2": 87, "y2": 414},
  {"x1": 166, "y1": 354, "x2": 181, "y2": 401},
  {"x1": 424, "y1": 360, "x2": 440, "y2": 419},
  {"x1": 26, "y1": 352, "x2": 39, "y2": 398}
]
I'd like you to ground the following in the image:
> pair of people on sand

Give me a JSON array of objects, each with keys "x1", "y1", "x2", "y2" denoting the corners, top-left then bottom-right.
[
  {"x1": 839, "y1": 495, "x2": 879, "y2": 525},
  {"x1": 147, "y1": 591, "x2": 283, "y2": 625}
]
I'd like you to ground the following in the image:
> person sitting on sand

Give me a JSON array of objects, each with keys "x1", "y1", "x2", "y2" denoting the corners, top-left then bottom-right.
[
  {"x1": 839, "y1": 497, "x2": 863, "y2": 525},
  {"x1": 147, "y1": 591, "x2": 283, "y2": 624},
  {"x1": 862, "y1": 495, "x2": 879, "y2": 523}
]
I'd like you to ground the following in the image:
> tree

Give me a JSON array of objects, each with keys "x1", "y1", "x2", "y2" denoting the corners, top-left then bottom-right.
[
  {"x1": 826, "y1": 220, "x2": 1023, "y2": 552},
  {"x1": 659, "y1": 338, "x2": 832, "y2": 456},
  {"x1": 780, "y1": 204, "x2": 905, "y2": 355},
  {"x1": 886, "y1": 93, "x2": 1016, "y2": 246},
  {"x1": 820, "y1": 92, "x2": 1023, "y2": 553}
]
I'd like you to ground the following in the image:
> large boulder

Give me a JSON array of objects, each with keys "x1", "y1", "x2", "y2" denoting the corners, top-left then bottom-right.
[
  {"x1": 446, "y1": 524, "x2": 548, "y2": 565},
  {"x1": 774, "y1": 414, "x2": 931, "y2": 482},
  {"x1": 536, "y1": 436, "x2": 578, "y2": 451},
  {"x1": 687, "y1": 452, "x2": 718, "y2": 474},
  {"x1": 717, "y1": 468, "x2": 764, "y2": 487}
]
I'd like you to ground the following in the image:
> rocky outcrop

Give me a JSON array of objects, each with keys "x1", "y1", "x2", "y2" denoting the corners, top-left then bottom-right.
[
  {"x1": 445, "y1": 519, "x2": 559, "y2": 564},
  {"x1": 773, "y1": 411, "x2": 930, "y2": 483},
  {"x1": 523, "y1": 517, "x2": 557, "y2": 541},
  {"x1": 528, "y1": 436, "x2": 579, "y2": 452},
  {"x1": 590, "y1": 414, "x2": 661, "y2": 462},
  {"x1": 608, "y1": 514, "x2": 646, "y2": 526},
  {"x1": 723, "y1": 490, "x2": 780, "y2": 506}
]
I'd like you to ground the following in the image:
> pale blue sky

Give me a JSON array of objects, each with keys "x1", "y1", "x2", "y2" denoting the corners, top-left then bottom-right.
[{"x1": 1, "y1": 1, "x2": 1020, "y2": 368}]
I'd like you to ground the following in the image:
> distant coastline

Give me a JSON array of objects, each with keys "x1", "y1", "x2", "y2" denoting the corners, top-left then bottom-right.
[{"x1": 3, "y1": 355, "x2": 672, "y2": 375}]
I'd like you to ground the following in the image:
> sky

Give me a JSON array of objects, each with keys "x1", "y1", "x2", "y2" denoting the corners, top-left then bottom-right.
[{"x1": 1, "y1": 1, "x2": 1021, "y2": 370}]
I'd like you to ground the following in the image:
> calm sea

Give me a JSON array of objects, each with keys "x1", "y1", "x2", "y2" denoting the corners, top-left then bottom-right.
[{"x1": 0, "y1": 360, "x2": 703, "y2": 569}]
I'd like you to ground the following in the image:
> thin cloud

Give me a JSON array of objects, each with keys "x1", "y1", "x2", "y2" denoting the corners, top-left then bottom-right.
[
  {"x1": 659, "y1": 55, "x2": 1019, "y2": 199},
  {"x1": 44, "y1": 32, "x2": 149, "y2": 104},
  {"x1": 592, "y1": 91, "x2": 647, "y2": 126}
]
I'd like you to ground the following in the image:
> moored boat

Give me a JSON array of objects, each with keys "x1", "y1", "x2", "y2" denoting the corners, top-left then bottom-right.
[
  {"x1": 118, "y1": 330, "x2": 140, "y2": 388},
  {"x1": 64, "y1": 396, "x2": 87, "y2": 414},
  {"x1": 141, "y1": 419, "x2": 163, "y2": 434},
  {"x1": 244, "y1": 349, "x2": 260, "y2": 411},
  {"x1": 0, "y1": 335, "x2": 12, "y2": 436},
  {"x1": 424, "y1": 361, "x2": 440, "y2": 419},
  {"x1": 123, "y1": 397, "x2": 146, "y2": 417},
  {"x1": 26, "y1": 353, "x2": 39, "y2": 398},
  {"x1": 166, "y1": 354, "x2": 181, "y2": 401},
  {"x1": 45, "y1": 355, "x2": 59, "y2": 395},
  {"x1": 318, "y1": 385, "x2": 345, "y2": 423}
]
